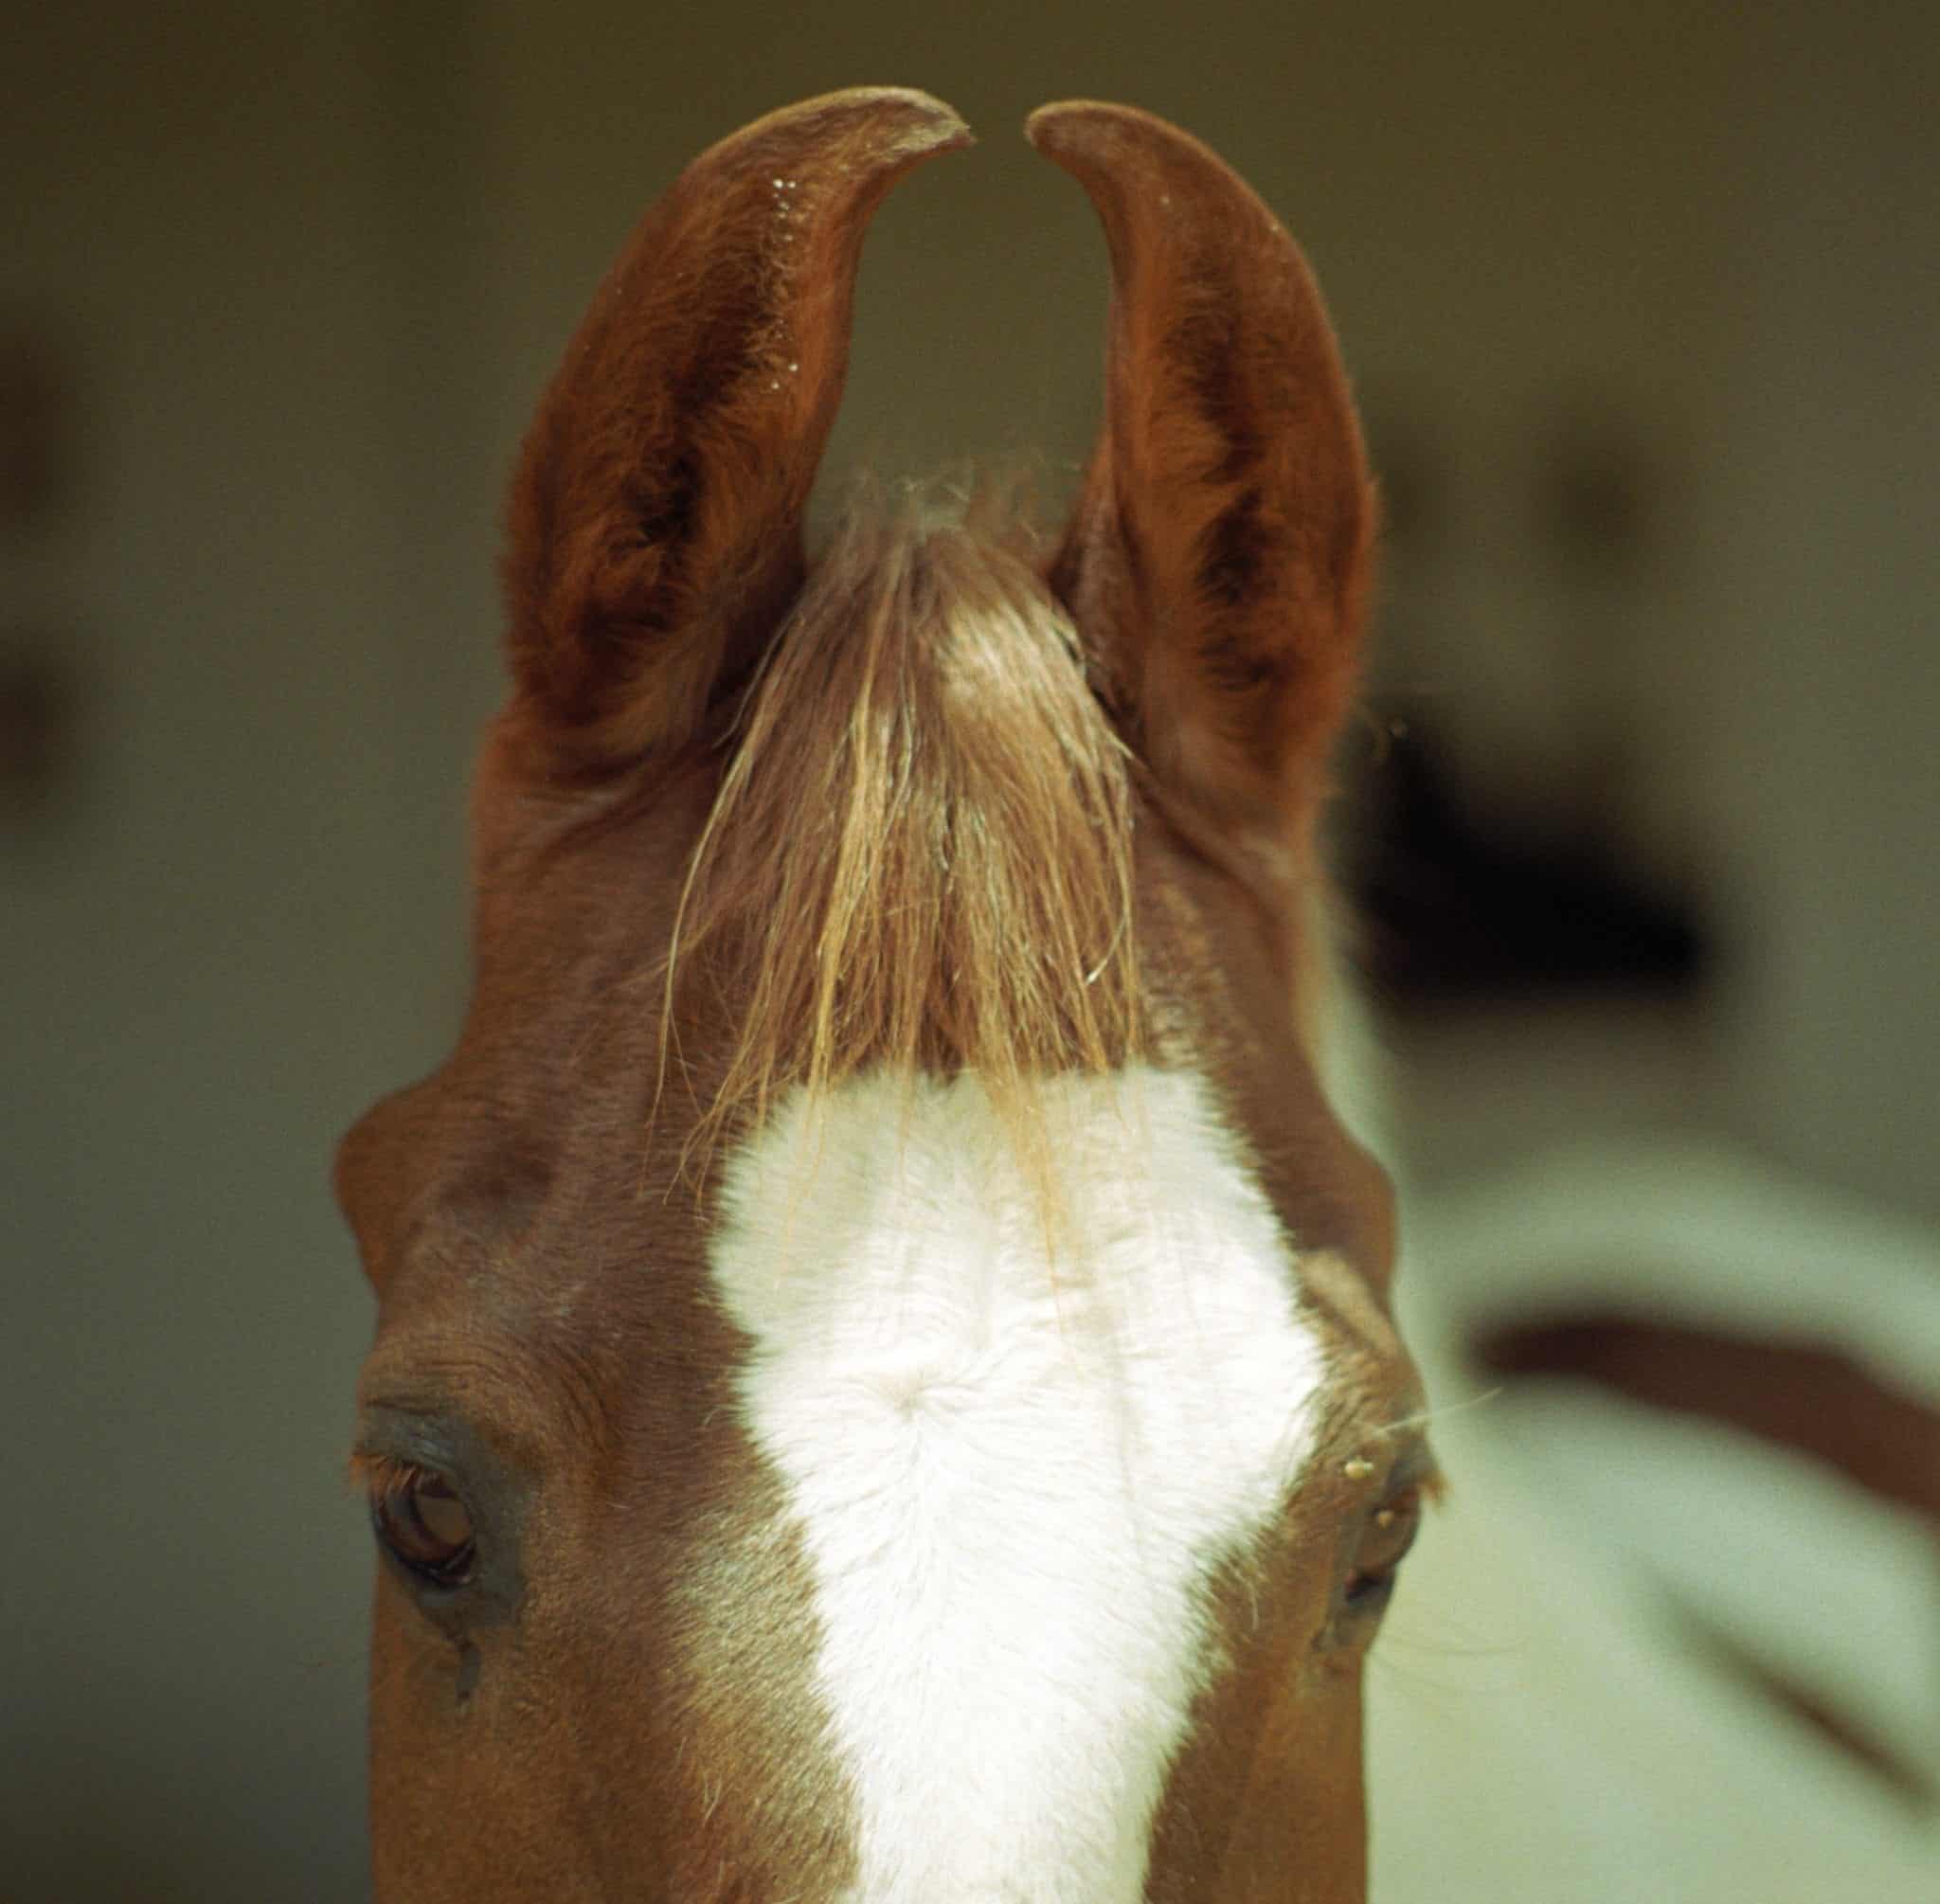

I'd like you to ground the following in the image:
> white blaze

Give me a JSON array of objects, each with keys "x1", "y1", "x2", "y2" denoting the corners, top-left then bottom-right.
[{"x1": 709, "y1": 1066, "x2": 1328, "y2": 1903}]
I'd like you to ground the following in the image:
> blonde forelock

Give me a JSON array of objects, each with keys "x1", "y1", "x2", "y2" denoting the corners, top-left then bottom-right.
[{"x1": 657, "y1": 478, "x2": 1143, "y2": 1190}]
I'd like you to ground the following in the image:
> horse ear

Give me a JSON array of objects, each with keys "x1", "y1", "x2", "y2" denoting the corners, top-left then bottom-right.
[
  {"x1": 503, "y1": 88, "x2": 970, "y2": 769},
  {"x1": 1029, "y1": 102, "x2": 1376, "y2": 863}
]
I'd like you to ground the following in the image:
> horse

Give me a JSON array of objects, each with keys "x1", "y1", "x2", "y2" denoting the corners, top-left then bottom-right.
[{"x1": 334, "y1": 87, "x2": 1430, "y2": 1903}]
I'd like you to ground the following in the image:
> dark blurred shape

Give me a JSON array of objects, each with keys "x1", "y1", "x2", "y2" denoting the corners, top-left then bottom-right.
[
  {"x1": 1347, "y1": 722, "x2": 1710, "y2": 1010},
  {"x1": 0, "y1": 315, "x2": 76, "y2": 524},
  {"x1": 1475, "y1": 1312, "x2": 1940, "y2": 1523},
  {"x1": 0, "y1": 637, "x2": 81, "y2": 822},
  {"x1": 1537, "y1": 396, "x2": 1659, "y2": 577},
  {"x1": 1664, "y1": 1596, "x2": 1940, "y2": 1816}
]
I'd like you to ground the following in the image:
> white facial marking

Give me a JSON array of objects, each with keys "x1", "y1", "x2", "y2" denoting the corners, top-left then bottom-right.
[{"x1": 710, "y1": 1065, "x2": 1328, "y2": 1903}]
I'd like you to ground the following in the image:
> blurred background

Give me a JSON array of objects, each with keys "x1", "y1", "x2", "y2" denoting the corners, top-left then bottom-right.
[{"x1": 4, "y1": 1, "x2": 1934, "y2": 1896}]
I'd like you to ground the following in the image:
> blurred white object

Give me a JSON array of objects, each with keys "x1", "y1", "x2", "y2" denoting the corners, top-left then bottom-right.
[{"x1": 1366, "y1": 1135, "x2": 1940, "y2": 1901}]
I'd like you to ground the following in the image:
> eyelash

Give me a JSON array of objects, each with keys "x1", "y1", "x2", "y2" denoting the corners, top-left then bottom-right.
[{"x1": 349, "y1": 1448, "x2": 422, "y2": 1497}]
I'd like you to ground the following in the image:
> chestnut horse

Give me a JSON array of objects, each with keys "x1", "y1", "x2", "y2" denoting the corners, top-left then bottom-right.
[{"x1": 335, "y1": 88, "x2": 1429, "y2": 1903}]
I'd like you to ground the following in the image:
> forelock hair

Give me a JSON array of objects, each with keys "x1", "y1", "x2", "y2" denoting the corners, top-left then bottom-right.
[{"x1": 658, "y1": 478, "x2": 1144, "y2": 1187}]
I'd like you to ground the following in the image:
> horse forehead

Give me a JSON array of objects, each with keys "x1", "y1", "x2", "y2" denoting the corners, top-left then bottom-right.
[{"x1": 704, "y1": 1064, "x2": 1335, "y2": 1902}]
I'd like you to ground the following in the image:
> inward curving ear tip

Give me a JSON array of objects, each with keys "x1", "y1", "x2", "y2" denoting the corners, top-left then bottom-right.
[
  {"x1": 697, "y1": 88, "x2": 973, "y2": 205},
  {"x1": 1023, "y1": 99, "x2": 1137, "y2": 157},
  {"x1": 1022, "y1": 100, "x2": 1156, "y2": 192},
  {"x1": 1025, "y1": 99, "x2": 1283, "y2": 233},
  {"x1": 798, "y1": 85, "x2": 974, "y2": 159}
]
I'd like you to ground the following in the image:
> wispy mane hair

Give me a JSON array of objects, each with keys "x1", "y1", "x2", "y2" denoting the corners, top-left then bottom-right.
[{"x1": 659, "y1": 480, "x2": 1144, "y2": 1177}]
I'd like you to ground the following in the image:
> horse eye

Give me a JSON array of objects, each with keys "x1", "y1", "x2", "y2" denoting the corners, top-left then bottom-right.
[
  {"x1": 370, "y1": 1466, "x2": 477, "y2": 1587},
  {"x1": 1343, "y1": 1483, "x2": 1423, "y2": 1616}
]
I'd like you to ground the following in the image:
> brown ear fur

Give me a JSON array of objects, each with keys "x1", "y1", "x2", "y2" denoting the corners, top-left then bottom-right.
[
  {"x1": 1029, "y1": 102, "x2": 1375, "y2": 858},
  {"x1": 502, "y1": 88, "x2": 970, "y2": 770}
]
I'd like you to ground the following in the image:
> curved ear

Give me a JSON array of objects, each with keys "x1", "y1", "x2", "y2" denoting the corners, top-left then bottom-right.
[
  {"x1": 1028, "y1": 102, "x2": 1375, "y2": 858},
  {"x1": 503, "y1": 88, "x2": 970, "y2": 768}
]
